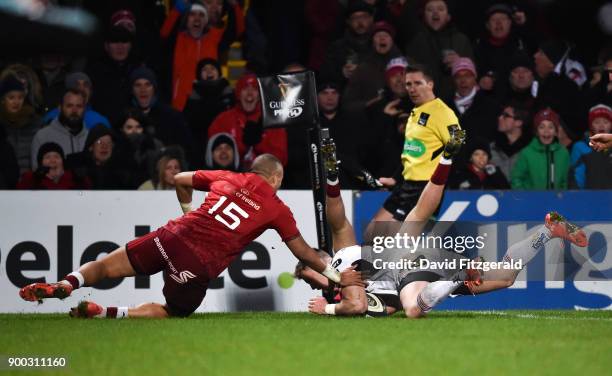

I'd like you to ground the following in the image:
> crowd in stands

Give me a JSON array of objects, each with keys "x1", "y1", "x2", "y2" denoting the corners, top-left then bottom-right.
[{"x1": 1, "y1": 0, "x2": 611, "y2": 191}]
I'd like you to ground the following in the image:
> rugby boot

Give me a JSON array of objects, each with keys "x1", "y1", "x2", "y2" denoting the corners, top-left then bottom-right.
[
  {"x1": 545, "y1": 211, "x2": 588, "y2": 247},
  {"x1": 19, "y1": 282, "x2": 73, "y2": 302}
]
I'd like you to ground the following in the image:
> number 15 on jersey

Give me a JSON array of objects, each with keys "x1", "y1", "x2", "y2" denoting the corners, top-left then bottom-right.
[{"x1": 208, "y1": 196, "x2": 249, "y2": 230}]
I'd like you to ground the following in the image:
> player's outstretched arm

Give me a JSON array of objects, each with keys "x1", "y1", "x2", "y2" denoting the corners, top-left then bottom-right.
[
  {"x1": 308, "y1": 283, "x2": 367, "y2": 316},
  {"x1": 286, "y1": 236, "x2": 365, "y2": 287},
  {"x1": 174, "y1": 171, "x2": 195, "y2": 213},
  {"x1": 404, "y1": 127, "x2": 465, "y2": 222}
]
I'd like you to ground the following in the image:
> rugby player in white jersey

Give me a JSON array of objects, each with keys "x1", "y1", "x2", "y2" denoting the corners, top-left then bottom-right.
[{"x1": 296, "y1": 131, "x2": 588, "y2": 318}]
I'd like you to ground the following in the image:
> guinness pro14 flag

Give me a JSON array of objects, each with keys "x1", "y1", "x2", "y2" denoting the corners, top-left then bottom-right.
[{"x1": 257, "y1": 71, "x2": 319, "y2": 129}]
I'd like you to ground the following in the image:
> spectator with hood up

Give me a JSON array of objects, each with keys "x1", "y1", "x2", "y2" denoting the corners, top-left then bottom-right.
[
  {"x1": 204, "y1": 132, "x2": 240, "y2": 171},
  {"x1": 208, "y1": 73, "x2": 288, "y2": 168}
]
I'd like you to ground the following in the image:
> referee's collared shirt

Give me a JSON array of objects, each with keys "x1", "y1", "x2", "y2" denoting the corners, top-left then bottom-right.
[{"x1": 401, "y1": 98, "x2": 460, "y2": 181}]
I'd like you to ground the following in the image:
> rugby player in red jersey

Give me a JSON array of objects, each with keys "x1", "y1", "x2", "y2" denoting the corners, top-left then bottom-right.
[{"x1": 19, "y1": 154, "x2": 364, "y2": 318}]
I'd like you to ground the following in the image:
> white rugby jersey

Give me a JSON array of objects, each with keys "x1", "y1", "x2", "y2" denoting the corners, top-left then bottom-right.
[{"x1": 331, "y1": 245, "x2": 397, "y2": 296}]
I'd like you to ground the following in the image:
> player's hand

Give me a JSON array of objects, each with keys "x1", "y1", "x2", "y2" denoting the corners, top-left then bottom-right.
[
  {"x1": 589, "y1": 133, "x2": 612, "y2": 152},
  {"x1": 339, "y1": 265, "x2": 366, "y2": 287},
  {"x1": 308, "y1": 296, "x2": 328, "y2": 315}
]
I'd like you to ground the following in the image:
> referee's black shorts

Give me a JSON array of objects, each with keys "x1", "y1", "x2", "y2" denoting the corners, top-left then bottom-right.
[{"x1": 383, "y1": 180, "x2": 429, "y2": 221}]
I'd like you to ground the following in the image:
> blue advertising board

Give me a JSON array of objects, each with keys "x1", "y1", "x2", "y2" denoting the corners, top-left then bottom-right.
[{"x1": 353, "y1": 190, "x2": 612, "y2": 310}]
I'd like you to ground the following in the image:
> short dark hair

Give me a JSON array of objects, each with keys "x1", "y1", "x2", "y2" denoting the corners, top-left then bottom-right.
[
  {"x1": 60, "y1": 88, "x2": 85, "y2": 104},
  {"x1": 504, "y1": 102, "x2": 529, "y2": 124},
  {"x1": 405, "y1": 64, "x2": 434, "y2": 82},
  {"x1": 118, "y1": 107, "x2": 148, "y2": 130},
  {"x1": 294, "y1": 250, "x2": 332, "y2": 279}
]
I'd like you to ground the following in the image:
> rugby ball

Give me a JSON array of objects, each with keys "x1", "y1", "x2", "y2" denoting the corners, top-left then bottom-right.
[{"x1": 365, "y1": 293, "x2": 388, "y2": 318}]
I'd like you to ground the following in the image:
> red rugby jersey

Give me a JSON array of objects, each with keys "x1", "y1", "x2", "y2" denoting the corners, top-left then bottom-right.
[{"x1": 163, "y1": 170, "x2": 300, "y2": 278}]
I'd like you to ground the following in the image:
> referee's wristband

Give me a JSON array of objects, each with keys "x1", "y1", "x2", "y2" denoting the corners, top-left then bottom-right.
[
  {"x1": 180, "y1": 202, "x2": 193, "y2": 214},
  {"x1": 322, "y1": 265, "x2": 341, "y2": 284},
  {"x1": 324, "y1": 304, "x2": 337, "y2": 315}
]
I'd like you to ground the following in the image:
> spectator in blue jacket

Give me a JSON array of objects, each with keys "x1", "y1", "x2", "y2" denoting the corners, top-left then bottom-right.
[{"x1": 42, "y1": 72, "x2": 110, "y2": 129}]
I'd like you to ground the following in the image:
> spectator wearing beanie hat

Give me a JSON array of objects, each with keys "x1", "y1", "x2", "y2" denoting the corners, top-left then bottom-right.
[
  {"x1": 129, "y1": 66, "x2": 195, "y2": 168},
  {"x1": 447, "y1": 57, "x2": 501, "y2": 143},
  {"x1": 511, "y1": 107, "x2": 569, "y2": 189},
  {"x1": 474, "y1": 3, "x2": 536, "y2": 93},
  {"x1": 533, "y1": 40, "x2": 584, "y2": 135},
  {"x1": 569, "y1": 104, "x2": 612, "y2": 188},
  {"x1": 319, "y1": 1, "x2": 375, "y2": 90},
  {"x1": 208, "y1": 73, "x2": 287, "y2": 169},
  {"x1": 0, "y1": 75, "x2": 42, "y2": 174},
  {"x1": 405, "y1": 0, "x2": 474, "y2": 100},
  {"x1": 17, "y1": 142, "x2": 91, "y2": 190},
  {"x1": 494, "y1": 50, "x2": 537, "y2": 116},
  {"x1": 86, "y1": 25, "x2": 139, "y2": 126},
  {"x1": 342, "y1": 20, "x2": 403, "y2": 114},
  {"x1": 449, "y1": 138, "x2": 509, "y2": 190},
  {"x1": 184, "y1": 58, "x2": 233, "y2": 146},
  {"x1": 160, "y1": 0, "x2": 244, "y2": 111},
  {"x1": 42, "y1": 72, "x2": 110, "y2": 129}
]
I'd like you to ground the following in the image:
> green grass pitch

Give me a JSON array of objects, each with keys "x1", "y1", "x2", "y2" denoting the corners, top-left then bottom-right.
[{"x1": 1, "y1": 311, "x2": 612, "y2": 376}]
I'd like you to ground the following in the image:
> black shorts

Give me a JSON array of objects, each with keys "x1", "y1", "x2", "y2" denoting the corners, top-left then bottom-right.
[
  {"x1": 126, "y1": 228, "x2": 210, "y2": 317},
  {"x1": 383, "y1": 180, "x2": 429, "y2": 221}
]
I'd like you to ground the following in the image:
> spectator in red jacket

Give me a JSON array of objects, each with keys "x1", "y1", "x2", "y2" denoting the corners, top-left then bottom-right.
[
  {"x1": 17, "y1": 142, "x2": 90, "y2": 190},
  {"x1": 208, "y1": 74, "x2": 287, "y2": 168}
]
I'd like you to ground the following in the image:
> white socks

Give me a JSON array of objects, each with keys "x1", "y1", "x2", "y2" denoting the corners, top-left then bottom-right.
[
  {"x1": 503, "y1": 225, "x2": 552, "y2": 266},
  {"x1": 416, "y1": 280, "x2": 463, "y2": 313}
]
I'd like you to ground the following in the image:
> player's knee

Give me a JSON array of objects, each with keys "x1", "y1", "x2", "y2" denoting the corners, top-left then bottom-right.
[{"x1": 404, "y1": 304, "x2": 424, "y2": 319}]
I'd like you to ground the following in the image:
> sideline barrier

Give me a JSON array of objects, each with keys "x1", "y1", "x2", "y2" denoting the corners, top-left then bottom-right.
[
  {"x1": 0, "y1": 190, "x2": 352, "y2": 313},
  {"x1": 354, "y1": 190, "x2": 612, "y2": 310}
]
